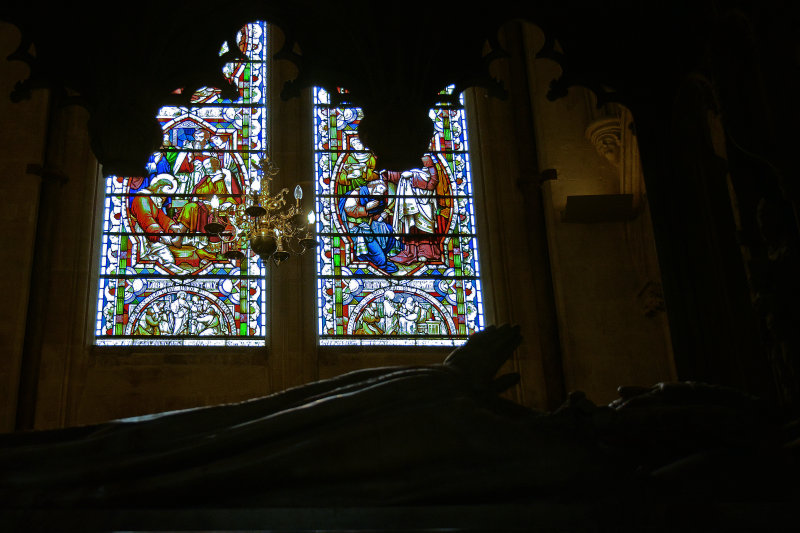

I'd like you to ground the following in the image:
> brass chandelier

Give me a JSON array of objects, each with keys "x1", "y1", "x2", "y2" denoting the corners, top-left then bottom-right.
[{"x1": 204, "y1": 155, "x2": 317, "y2": 265}]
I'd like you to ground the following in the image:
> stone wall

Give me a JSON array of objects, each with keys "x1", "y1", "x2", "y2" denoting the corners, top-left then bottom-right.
[{"x1": 0, "y1": 20, "x2": 676, "y2": 430}]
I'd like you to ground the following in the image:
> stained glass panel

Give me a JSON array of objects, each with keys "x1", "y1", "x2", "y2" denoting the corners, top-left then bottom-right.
[
  {"x1": 314, "y1": 87, "x2": 485, "y2": 346},
  {"x1": 95, "y1": 21, "x2": 269, "y2": 346}
]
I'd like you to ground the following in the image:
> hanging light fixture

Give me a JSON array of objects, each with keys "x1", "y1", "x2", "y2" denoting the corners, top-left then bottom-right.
[{"x1": 204, "y1": 155, "x2": 318, "y2": 265}]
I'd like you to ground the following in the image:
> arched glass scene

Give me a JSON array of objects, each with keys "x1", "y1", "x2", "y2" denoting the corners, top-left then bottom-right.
[
  {"x1": 95, "y1": 21, "x2": 270, "y2": 346},
  {"x1": 314, "y1": 87, "x2": 486, "y2": 346}
]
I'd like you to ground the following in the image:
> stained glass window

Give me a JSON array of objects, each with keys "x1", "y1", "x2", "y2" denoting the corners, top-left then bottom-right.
[
  {"x1": 314, "y1": 87, "x2": 486, "y2": 346},
  {"x1": 95, "y1": 21, "x2": 269, "y2": 346}
]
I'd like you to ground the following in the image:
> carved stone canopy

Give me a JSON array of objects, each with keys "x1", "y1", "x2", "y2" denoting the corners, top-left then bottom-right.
[{"x1": 0, "y1": 1, "x2": 789, "y2": 175}]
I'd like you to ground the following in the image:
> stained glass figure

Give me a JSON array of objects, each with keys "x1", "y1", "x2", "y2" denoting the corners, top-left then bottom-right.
[
  {"x1": 314, "y1": 87, "x2": 485, "y2": 346},
  {"x1": 95, "y1": 22, "x2": 269, "y2": 346}
]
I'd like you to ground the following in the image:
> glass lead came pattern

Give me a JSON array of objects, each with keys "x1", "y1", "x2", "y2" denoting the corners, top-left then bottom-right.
[
  {"x1": 95, "y1": 21, "x2": 270, "y2": 346},
  {"x1": 314, "y1": 87, "x2": 485, "y2": 346}
]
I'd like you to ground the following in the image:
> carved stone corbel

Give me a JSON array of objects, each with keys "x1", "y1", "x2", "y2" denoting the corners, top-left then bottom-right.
[
  {"x1": 585, "y1": 110, "x2": 647, "y2": 214},
  {"x1": 585, "y1": 117, "x2": 622, "y2": 169}
]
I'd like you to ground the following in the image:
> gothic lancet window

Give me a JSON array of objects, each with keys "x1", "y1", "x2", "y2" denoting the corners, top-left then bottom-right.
[
  {"x1": 313, "y1": 87, "x2": 486, "y2": 346},
  {"x1": 95, "y1": 21, "x2": 270, "y2": 346}
]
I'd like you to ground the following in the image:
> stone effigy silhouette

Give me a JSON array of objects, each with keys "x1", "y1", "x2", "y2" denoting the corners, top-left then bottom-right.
[{"x1": 0, "y1": 325, "x2": 796, "y2": 512}]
